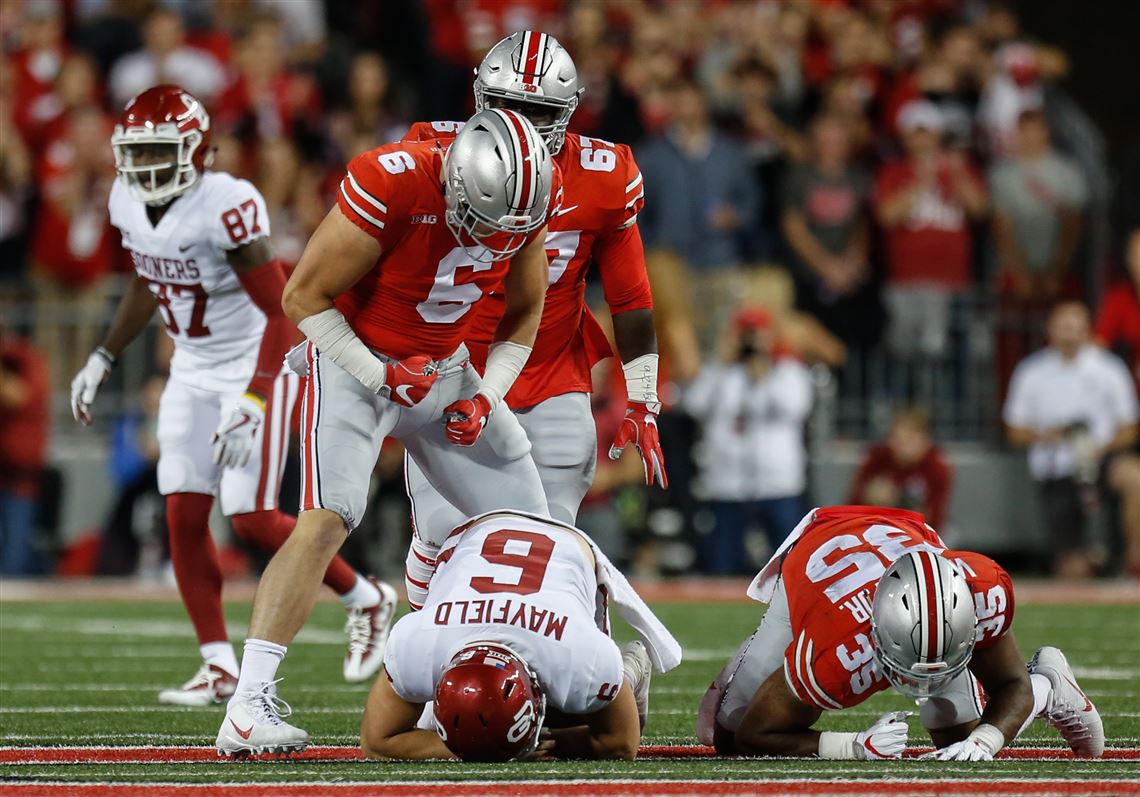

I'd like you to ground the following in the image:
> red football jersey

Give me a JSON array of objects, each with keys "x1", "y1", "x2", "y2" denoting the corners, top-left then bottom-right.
[
  {"x1": 778, "y1": 506, "x2": 1015, "y2": 710},
  {"x1": 334, "y1": 136, "x2": 555, "y2": 360},
  {"x1": 403, "y1": 122, "x2": 653, "y2": 409}
]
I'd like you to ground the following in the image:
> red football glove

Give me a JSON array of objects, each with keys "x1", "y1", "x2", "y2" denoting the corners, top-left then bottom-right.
[
  {"x1": 379, "y1": 355, "x2": 438, "y2": 407},
  {"x1": 608, "y1": 401, "x2": 668, "y2": 489},
  {"x1": 443, "y1": 393, "x2": 492, "y2": 446}
]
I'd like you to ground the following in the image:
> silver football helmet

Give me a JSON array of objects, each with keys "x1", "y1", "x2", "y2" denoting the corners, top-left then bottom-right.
[
  {"x1": 870, "y1": 550, "x2": 977, "y2": 701},
  {"x1": 443, "y1": 108, "x2": 553, "y2": 263},
  {"x1": 473, "y1": 31, "x2": 582, "y2": 155}
]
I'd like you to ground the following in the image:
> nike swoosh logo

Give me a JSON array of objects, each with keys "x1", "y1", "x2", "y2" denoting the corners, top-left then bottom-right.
[
  {"x1": 1064, "y1": 675, "x2": 1093, "y2": 712},
  {"x1": 552, "y1": 204, "x2": 579, "y2": 217},
  {"x1": 178, "y1": 243, "x2": 194, "y2": 252},
  {"x1": 230, "y1": 719, "x2": 253, "y2": 740},
  {"x1": 394, "y1": 384, "x2": 416, "y2": 405}
]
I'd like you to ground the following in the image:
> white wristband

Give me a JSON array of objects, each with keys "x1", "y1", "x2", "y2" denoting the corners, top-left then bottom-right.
[
  {"x1": 297, "y1": 307, "x2": 387, "y2": 393},
  {"x1": 967, "y1": 723, "x2": 1006, "y2": 756},
  {"x1": 818, "y1": 731, "x2": 858, "y2": 760},
  {"x1": 477, "y1": 340, "x2": 532, "y2": 410},
  {"x1": 623, "y1": 353, "x2": 660, "y2": 410}
]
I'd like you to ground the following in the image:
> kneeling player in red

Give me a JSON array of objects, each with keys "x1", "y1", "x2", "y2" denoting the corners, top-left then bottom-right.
[
  {"x1": 697, "y1": 506, "x2": 1105, "y2": 760},
  {"x1": 360, "y1": 510, "x2": 680, "y2": 761}
]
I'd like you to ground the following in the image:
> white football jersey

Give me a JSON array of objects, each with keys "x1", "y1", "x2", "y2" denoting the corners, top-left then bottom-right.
[
  {"x1": 384, "y1": 512, "x2": 624, "y2": 716},
  {"x1": 108, "y1": 171, "x2": 271, "y2": 390}
]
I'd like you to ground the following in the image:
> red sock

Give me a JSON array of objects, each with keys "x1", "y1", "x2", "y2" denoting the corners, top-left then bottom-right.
[
  {"x1": 230, "y1": 509, "x2": 359, "y2": 595},
  {"x1": 166, "y1": 493, "x2": 227, "y2": 645}
]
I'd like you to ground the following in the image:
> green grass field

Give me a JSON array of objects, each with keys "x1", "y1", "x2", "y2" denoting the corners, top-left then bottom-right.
[{"x1": 1, "y1": 594, "x2": 1137, "y2": 796}]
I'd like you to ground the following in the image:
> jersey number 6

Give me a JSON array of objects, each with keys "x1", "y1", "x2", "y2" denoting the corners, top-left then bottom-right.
[{"x1": 469, "y1": 530, "x2": 555, "y2": 596}]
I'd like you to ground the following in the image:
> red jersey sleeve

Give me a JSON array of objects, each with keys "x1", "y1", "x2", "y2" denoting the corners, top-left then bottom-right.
[
  {"x1": 783, "y1": 629, "x2": 848, "y2": 711},
  {"x1": 335, "y1": 148, "x2": 406, "y2": 248},
  {"x1": 593, "y1": 145, "x2": 652, "y2": 315},
  {"x1": 947, "y1": 551, "x2": 1015, "y2": 650}
]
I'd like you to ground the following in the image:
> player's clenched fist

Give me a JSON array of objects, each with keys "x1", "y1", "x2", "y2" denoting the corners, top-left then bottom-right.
[
  {"x1": 443, "y1": 394, "x2": 492, "y2": 446},
  {"x1": 853, "y1": 711, "x2": 911, "y2": 760},
  {"x1": 70, "y1": 347, "x2": 116, "y2": 426},
  {"x1": 609, "y1": 401, "x2": 668, "y2": 489},
  {"x1": 379, "y1": 356, "x2": 438, "y2": 407}
]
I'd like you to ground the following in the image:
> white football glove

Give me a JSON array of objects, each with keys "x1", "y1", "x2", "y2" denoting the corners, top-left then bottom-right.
[
  {"x1": 212, "y1": 393, "x2": 265, "y2": 469},
  {"x1": 853, "y1": 711, "x2": 911, "y2": 760},
  {"x1": 918, "y1": 724, "x2": 1004, "y2": 762},
  {"x1": 71, "y1": 347, "x2": 115, "y2": 426}
]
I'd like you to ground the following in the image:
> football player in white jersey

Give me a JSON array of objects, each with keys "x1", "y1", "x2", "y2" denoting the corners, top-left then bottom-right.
[
  {"x1": 361, "y1": 510, "x2": 660, "y2": 762},
  {"x1": 70, "y1": 85, "x2": 396, "y2": 705}
]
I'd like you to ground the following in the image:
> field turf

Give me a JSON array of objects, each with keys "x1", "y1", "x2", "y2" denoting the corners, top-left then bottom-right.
[{"x1": 1, "y1": 588, "x2": 1137, "y2": 796}]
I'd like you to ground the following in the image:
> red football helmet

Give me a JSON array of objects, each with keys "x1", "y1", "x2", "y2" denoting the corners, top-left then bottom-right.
[
  {"x1": 432, "y1": 642, "x2": 546, "y2": 762},
  {"x1": 111, "y1": 84, "x2": 212, "y2": 206}
]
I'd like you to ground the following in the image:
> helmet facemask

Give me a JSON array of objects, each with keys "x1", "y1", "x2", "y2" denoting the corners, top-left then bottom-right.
[
  {"x1": 871, "y1": 635, "x2": 974, "y2": 701},
  {"x1": 474, "y1": 81, "x2": 579, "y2": 155},
  {"x1": 112, "y1": 126, "x2": 209, "y2": 206},
  {"x1": 443, "y1": 159, "x2": 542, "y2": 263}
]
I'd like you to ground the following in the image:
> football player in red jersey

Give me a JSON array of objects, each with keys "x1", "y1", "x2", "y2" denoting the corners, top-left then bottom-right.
[
  {"x1": 402, "y1": 31, "x2": 664, "y2": 612},
  {"x1": 70, "y1": 85, "x2": 395, "y2": 707},
  {"x1": 217, "y1": 109, "x2": 557, "y2": 755},
  {"x1": 697, "y1": 506, "x2": 1105, "y2": 760}
]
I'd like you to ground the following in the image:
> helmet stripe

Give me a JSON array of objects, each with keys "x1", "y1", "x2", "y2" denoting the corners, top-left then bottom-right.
[
  {"x1": 520, "y1": 31, "x2": 545, "y2": 86},
  {"x1": 499, "y1": 109, "x2": 538, "y2": 213},
  {"x1": 915, "y1": 550, "x2": 942, "y2": 662}
]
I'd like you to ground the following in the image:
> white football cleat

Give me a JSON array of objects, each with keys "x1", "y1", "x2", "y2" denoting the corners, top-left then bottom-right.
[
  {"x1": 621, "y1": 639, "x2": 652, "y2": 730},
  {"x1": 216, "y1": 681, "x2": 309, "y2": 756},
  {"x1": 158, "y1": 663, "x2": 237, "y2": 707},
  {"x1": 1029, "y1": 646, "x2": 1105, "y2": 757},
  {"x1": 343, "y1": 578, "x2": 398, "y2": 683}
]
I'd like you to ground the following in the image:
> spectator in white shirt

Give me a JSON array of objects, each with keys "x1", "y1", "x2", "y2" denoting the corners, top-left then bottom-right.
[
  {"x1": 108, "y1": 8, "x2": 226, "y2": 108},
  {"x1": 1004, "y1": 302, "x2": 1140, "y2": 578},
  {"x1": 685, "y1": 306, "x2": 813, "y2": 574}
]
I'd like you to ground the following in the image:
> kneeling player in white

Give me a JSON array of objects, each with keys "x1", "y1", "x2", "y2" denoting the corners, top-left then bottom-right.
[
  {"x1": 361, "y1": 511, "x2": 669, "y2": 761},
  {"x1": 71, "y1": 85, "x2": 395, "y2": 707},
  {"x1": 697, "y1": 506, "x2": 1105, "y2": 760}
]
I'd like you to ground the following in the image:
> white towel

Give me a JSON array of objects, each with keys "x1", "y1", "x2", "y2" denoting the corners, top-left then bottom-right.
[
  {"x1": 585, "y1": 536, "x2": 683, "y2": 674},
  {"x1": 746, "y1": 507, "x2": 819, "y2": 603}
]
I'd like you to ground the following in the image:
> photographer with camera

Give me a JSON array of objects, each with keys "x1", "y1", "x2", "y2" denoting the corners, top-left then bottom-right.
[
  {"x1": 684, "y1": 307, "x2": 813, "y2": 575},
  {"x1": 1004, "y1": 302, "x2": 1139, "y2": 578}
]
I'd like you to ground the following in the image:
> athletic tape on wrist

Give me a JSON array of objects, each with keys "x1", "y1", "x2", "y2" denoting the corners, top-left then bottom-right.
[
  {"x1": 817, "y1": 731, "x2": 858, "y2": 760},
  {"x1": 477, "y1": 340, "x2": 532, "y2": 410},
  {"x1": 967, "y1": 723, "x2": 1006, "y2": 755},
  {"x1": 297, "y1": 307, "x2": 388, "y2": 393},
  {"x1": 623, "y1": 353, "x2": 659, "y2": 408}
]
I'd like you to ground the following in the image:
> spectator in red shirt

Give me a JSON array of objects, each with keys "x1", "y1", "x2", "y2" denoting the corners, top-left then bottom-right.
[
  {"x1": 0, "y1": 332, "x2": 50, "y2": 575},
  {"x1": 848, "y1": 406, "x2": 953, "y2": 530},
  {"x1": 30, "y1": 104, "x2": 118, "y2": 391},
  {"x1": 1096, "y1": 228, "x2": 1140, "y2": 394},
  {"x1": 9, "y1": 0, "x2": 68, "y2": 147},
  {"x1": 875, "y1": 100, "x2": 988, "y2": 360}
]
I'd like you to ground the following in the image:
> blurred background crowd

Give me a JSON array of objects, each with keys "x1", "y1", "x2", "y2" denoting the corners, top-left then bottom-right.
[{"x1": 2, "y1": 0, "x2": 1138, "y2": 584}]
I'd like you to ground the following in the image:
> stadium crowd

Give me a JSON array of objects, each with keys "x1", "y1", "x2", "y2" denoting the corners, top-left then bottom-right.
[{"x1": 1, "y1": 0, "x2": 1138, "y2": 580}]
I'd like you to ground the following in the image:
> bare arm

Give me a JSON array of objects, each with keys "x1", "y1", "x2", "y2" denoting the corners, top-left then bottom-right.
[
  {"x1": 544, "y1": 681, "x2": 640, "y2": 761},
  {"x1": 281, "y1": 206, "x2": 381, "y2": 325},
  {"x1": 1006, "y1": 424, "x2": 1064, "y2": 448},
  {"x1": 782, "y1": 208, "x2": 834, "y2": 278},
  {"x1": 962, "y1": 632, "x2": 1034, "y2": 747},
  {"x1": 732, "y1": 667, "x2": 824, "y2": 756},
  {"x1": 99, "y1": 276, "x2": 160, "y2": 358},
  {"x1": 360, "y1": 674, "x2": 455, "y2": 761},
  {"x1": 491, "y1": 226, "x2": 549, "y2": 348},
  {"x1": 1046, "y1": 207, "x2": 1084, "y2": 280},
  {"x1": 612, "y1": 309, "x2": 657, "y2": 362}
]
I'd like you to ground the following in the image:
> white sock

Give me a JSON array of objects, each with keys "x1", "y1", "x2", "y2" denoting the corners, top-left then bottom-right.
[
  {"x1": 200, "y1": 641, "x2": 239, "y2": 677},
  {"x1": 339, "y1": 574, "x2": 381, "y2": 610},
  {"x1": 1015, "y1": 673, "x2": 1054, "y2": 738},
  {"x1": 235, "y1": 638, "x2": 287, "y2": 694}
]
